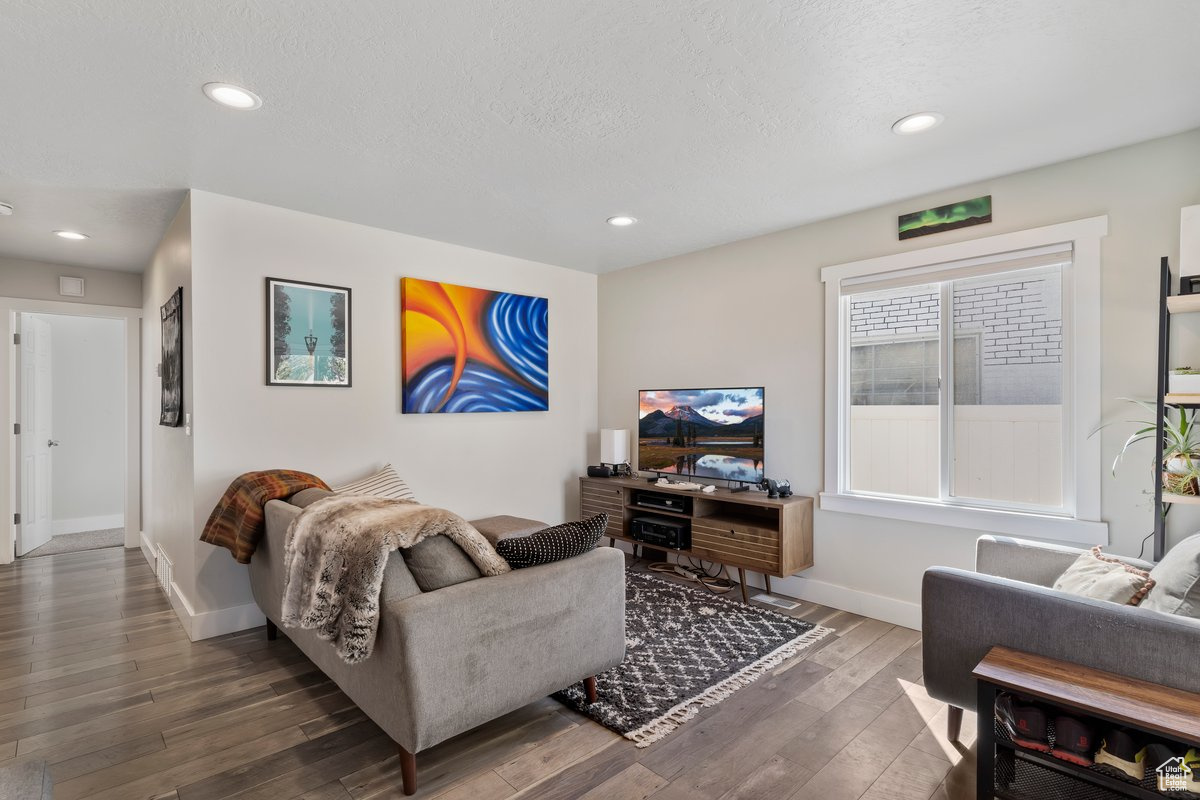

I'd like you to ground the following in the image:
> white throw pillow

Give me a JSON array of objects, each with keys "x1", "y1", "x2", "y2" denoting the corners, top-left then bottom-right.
[
  {"x1": 334, "y1": 464, "x2": 416, "y2": 502},
  {"x1": 1052, "y1": 547, "x2": 1155, "y2": 606}
]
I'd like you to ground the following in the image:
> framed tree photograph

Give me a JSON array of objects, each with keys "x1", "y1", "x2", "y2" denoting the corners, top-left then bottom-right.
[{"x1": 266, "y1": 278, "x2": 352, "y2": 387}]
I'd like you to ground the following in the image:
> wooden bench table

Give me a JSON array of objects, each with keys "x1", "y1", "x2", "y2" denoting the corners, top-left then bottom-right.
[{"x1": 973, "y1": 645, "x2": 1200, "y2": 799}]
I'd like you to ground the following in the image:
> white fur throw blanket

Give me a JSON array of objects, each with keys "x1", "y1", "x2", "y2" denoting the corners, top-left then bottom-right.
[{"x1": 280, "y1": 494, "x2": 510, "y2": 663}]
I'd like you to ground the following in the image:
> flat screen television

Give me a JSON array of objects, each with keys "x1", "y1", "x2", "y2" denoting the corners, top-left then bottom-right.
[{"x1": 638, "y1": 387, "x2": 764, "y2": 483}]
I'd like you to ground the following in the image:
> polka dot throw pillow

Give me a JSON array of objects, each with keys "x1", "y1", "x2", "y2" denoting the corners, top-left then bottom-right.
[{"x1": 495, "y1": 514, "x2": 607, "y2": 569}]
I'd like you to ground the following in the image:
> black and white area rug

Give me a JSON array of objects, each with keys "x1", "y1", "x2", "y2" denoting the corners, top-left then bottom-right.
[{"x1": 556, "y1": 569, "x2": 832, "y2": 747}]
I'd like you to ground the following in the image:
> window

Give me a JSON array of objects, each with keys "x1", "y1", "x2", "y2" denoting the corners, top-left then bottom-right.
[
  {"x1": 852, "y1": 336, "x2": 941, "y2": 406},
  {"x1": 821, "y1": 217, "x2": 1108, "y2": 544},
  {"x1": 851, "y1": 334, "x2": 980, "y2": 406},
  {"x1": 846, "y1": 267, "x2": 1063, "y2": 506}
]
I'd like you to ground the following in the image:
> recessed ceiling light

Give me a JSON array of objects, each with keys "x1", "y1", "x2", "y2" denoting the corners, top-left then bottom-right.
[
  {"x1": 0, "y1": 202, "x2": 12, "y2": 216},
  {"x1": 892, "y1": 112, "x2": 944, "y2": 135},
  {"x1": 202, "y1": 82, "x2": 263, "y2": 110},
  {"x1": 606, "y1": 215, "x2": 638, "y2": 227},
  {"x1": 53, "y1": 230, "x2": 89, "y2": 240}
]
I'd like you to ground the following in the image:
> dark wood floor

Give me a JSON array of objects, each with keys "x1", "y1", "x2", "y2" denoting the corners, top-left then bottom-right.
[{"x1": 0, "y1": 547, "x2": 976, "y2": 799}]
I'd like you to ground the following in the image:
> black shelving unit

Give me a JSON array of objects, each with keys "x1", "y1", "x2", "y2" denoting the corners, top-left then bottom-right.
[
  {"x1": 1154, "y1": 256, "x2": 1169, "y2": 563},
  {"x1": 1154, "y1": 255, "x2": 1200, "y2": 561}
]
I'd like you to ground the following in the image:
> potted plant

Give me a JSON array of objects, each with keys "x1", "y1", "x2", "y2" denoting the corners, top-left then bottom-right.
[
  {"x1": 1164, "y1": 467, "x2": 1200, "y2": 496},
  {"x1": 1170, "y1": 367, "x2": 1200, "y2": 395},
  {"x1": 1104, "y1": 398, "x2": 1200, "y2": 496}
]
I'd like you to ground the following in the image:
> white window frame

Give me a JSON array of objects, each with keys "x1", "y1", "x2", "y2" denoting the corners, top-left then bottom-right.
[{"x1": 820, "y1": 216, "x2": 1108, "y2": 545}]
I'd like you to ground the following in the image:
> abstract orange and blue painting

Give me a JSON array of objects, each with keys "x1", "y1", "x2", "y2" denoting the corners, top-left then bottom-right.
[{"x1": 401, "y1": 278, "x2": 548, "y2": 413}]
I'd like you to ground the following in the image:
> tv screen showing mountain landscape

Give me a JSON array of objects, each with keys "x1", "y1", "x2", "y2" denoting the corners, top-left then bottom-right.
[{"x1": 638, "y1": 388, "x2": 764, "y2": 483}]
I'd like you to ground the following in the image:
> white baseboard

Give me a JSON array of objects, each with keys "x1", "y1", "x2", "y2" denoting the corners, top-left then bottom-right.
[
  {"x1": 188, "y1": 602, "x2": 266, "y2": 641},
  {"x1": 613, "y1": 541, "x2": 920, "y2": 629},
  {"x1": 168, "y1": 580, "x2": 195, "y2": 640},
  {"x1": 166, "y1": 580, "x2": 265, "y2": 642},
  {"x1": 762, "y1": 574, "x2": 921, "y2": 630},
  {"x1": 52, "y1": 514, "x2": 124, "y2": 536},
  {"x1": 138, "y1": 531, "x2": 155, "y2": 567}
]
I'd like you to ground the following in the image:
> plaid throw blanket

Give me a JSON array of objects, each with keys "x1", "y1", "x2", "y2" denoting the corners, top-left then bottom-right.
[{"x1": 201, "y1": 470, "x2": 329, "y2": 563}]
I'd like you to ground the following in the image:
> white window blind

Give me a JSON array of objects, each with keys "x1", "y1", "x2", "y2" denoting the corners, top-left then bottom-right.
[{"x1": 839, "y1": 243, "x2": 1073, "y2": 295}]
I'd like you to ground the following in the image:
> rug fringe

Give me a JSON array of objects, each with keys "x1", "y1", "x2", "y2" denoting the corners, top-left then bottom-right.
[{"x1": 624, "y1": 624, "x2": 834, "y2": 747}]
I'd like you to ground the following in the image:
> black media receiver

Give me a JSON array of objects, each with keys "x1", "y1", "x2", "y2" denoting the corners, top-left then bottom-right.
[
  {"x1": 632, "y1": 490, "x2": 692, "y2": 515},
  {"x1": 630, "y1": 515, "x2": 690, "y2": 550}
]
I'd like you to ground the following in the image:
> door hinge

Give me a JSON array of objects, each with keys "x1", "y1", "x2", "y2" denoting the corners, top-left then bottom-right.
[
  {"x1": 12, "y1": 333, "x2": 19, "y2": 345},
  {"x1": 12, "y1": 513, "x2": 20, "y2": 525},
  {"x1": 12, "y1": 423, "x2": 19, "y2": 435}
]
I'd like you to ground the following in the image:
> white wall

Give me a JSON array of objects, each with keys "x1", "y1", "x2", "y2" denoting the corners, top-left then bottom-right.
[
  {"x1": 0, "y1": 257, "x2": 142, "y2": 308},
  {"x1": 598, "y1": 128, "x2": 1200, "y2": 628},
  {"x1": 28, "y1": 313, "x2": 125, "y2": 533},
  {"x1": 174, "y1": 191, "x2": 597, "y2": 632},
  {"x1": 141, "y1": 196, "x2": 196, "y2": 624}
]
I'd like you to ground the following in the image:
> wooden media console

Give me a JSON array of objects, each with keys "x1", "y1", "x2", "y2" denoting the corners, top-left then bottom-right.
[{"x1": 579, "y1": 476, "x2": 813, "y2": 602}]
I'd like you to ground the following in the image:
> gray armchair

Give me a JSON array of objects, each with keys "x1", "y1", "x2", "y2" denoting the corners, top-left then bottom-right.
[{"x1": 922, "y1": 535, "x2": 1200, "y2": 741}]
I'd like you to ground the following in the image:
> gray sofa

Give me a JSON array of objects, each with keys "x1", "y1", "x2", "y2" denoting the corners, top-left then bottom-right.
[
  {"x1": 250, "y1": 496, "x2": 626, "y2": 795},
  {"x1": 922, "y1": 535, "x2": 1200, "y2": 741}
]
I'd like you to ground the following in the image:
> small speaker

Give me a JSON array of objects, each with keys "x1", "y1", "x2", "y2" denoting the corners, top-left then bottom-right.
[{"x1": 587, "y1": 465, "x2": 612, "y2": 478}]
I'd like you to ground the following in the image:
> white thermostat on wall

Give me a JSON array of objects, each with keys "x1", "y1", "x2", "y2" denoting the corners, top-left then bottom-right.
[{"x1": 58, "y1": 276, "x2": 85, "y2": 297}]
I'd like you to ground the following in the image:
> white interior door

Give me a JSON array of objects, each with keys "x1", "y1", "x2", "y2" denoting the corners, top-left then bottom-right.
[{"x1": 16, "y1": 316, "x2": 53, "y2": 556}]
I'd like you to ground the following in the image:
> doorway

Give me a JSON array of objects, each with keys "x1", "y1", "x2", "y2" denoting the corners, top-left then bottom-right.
[{"x1": 15, "y1": 312, "x2": 127, "y2": 558}]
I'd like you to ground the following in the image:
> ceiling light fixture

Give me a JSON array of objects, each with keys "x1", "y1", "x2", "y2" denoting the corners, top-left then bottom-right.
[
  {"x1": 202, "y1": 82, "x2": 263, "y2": 110},
  {"x1": 606, "y1": 215, "x2": 638, "y2": 227},
  {"x1": 891, "y1": 112, "x2": 944, "y2": 135},
  {"x1": 0, "y1": 202, "x2": 12, "y2": 216},
  {"x1": 53, "y1": 230, "x2": 89, "y2": 240}
]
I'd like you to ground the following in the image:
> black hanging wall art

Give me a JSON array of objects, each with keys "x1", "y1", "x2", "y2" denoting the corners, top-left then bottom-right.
[{"x1": 159, "y1": 287, "x2": 183, "y2": 427}]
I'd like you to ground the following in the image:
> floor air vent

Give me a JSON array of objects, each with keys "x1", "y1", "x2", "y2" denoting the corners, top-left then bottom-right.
[
  {"x1": 751, "y1": 593, "x2": 801, "y2": 611},
  {"x1": 155, "y1": 544, "x2": 173, "y2": 595}
]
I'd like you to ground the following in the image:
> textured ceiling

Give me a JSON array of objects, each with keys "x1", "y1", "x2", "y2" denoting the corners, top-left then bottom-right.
[{"x1": 1, "y1": 0, "x2": 1199, "y2": 274}]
